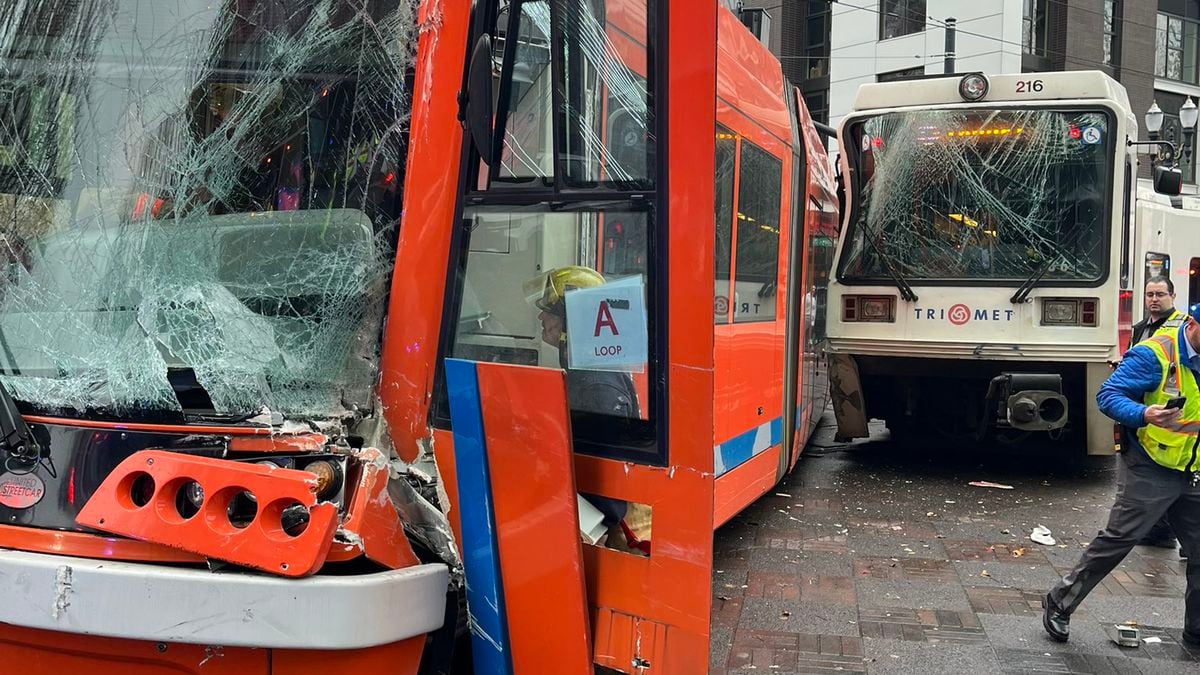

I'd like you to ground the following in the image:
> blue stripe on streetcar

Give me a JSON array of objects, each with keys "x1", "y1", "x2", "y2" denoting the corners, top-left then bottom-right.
[
  {"x1": 444, "y1": 358, "x2": 513, "y2": 674},
  {"x1": 713, "y1": 411, "x2": 790, "y2": 477}
]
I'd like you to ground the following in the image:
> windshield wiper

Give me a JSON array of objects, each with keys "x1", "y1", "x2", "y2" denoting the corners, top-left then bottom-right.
[
  {"x1": 1010, "y1": 252, "x2": 1063, "y2": 305},
  {"x1": 0, "y1": 377, "x2": 42, "y2": 468},
  {"x1": 860, "y1": 226, "x2": 918, "y2": 302},
  {"x1": 880, "y1": 257, "x2": 919, "y2": 302}
]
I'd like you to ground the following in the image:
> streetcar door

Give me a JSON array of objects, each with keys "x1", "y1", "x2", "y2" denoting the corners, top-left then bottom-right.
[{"x1": 429, "y1": 1, "x2": 720, "y2": 672}]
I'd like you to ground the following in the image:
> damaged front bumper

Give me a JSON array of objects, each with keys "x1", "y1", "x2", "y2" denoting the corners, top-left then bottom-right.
[{"x1": 0, "y1": 548, "x2": 448, "y2": 649}]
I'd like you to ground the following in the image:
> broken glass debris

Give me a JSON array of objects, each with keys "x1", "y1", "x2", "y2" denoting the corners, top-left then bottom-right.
[{"x1": 0, "y1": 0, "x2": 418, "y2": 420}]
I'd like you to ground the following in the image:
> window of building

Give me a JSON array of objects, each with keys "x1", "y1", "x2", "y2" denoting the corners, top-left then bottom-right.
[
  {"x1": 803, "y1": 90, "x2": 828, "y2": 126},
  {"x1": 877, "y1": 66, "x2": 924, "y2": 82},
  {"x1": 733, "y1": 141, "x2": 782, "y2": 323},
  {"x1": 1023, "y1": 0, "x2": 1048, "y2": 56},
  {"x1": 1103, "y1": 1, "x2": 1121, "y2": 67},
  {"x1": 805, "y1": 0, "x2": 830, "y2": 79},
  {"x1": 1156, "y1": 12, "x2": 1200, "y2": 83},
  {"x1": 879, "y1": 0, "x2": 925, "y2": 41},
  {"x1": 1155, "y1": 90, "x2": 1198, "y2": 183}
]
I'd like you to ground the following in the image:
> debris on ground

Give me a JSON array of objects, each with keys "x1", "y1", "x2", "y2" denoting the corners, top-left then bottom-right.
[
  {"x1": 1030, "y1": 525, "x2": 1056, "y2": 546},
  {"x1": 1011, "y1": 547, "x2": 1026, "y2": 558},
  {"x1": 1105, "y1": 622, "x2": 1140, "y2": 648},
  {"x1": 969, "y1": 481, "x2": 1014, "y2": 490},
  {"x1": 1143, "y1": 636, "x2": 1162, "y2": 644}
]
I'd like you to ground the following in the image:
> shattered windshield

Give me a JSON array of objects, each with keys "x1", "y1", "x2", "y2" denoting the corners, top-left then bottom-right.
[
  {"x1": 0, "y1": 0, "x2": 416, "y2": 420},
  {"x1": 840, "y1": 109, "x2": 1112, "y2": 283}
]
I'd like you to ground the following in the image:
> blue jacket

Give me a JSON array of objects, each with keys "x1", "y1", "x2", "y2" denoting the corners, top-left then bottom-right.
[{"x1": 1097, "y1": 324, "x2": 1200, "y2": 431}]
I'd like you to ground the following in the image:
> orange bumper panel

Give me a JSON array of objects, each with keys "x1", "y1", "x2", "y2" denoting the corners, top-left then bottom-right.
[{"x1": 76, "y1": 450, "x2": 337, "y2": 577}]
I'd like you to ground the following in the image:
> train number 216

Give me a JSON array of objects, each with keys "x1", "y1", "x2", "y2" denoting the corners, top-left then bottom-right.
[{"x1": 1015, "y1": 79, "x2": 1044, "y2": 93}]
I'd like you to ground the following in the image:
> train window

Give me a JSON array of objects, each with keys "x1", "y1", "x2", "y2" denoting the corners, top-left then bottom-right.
[
  {"x1": 841, "y1": 109, "x2": 1112, "y2": 284},
  {"x1": 446, "y1": 203, "x2": 657, "y2": 462},
  {"x1": 715, "y1": 127, "x2": 736, "y2": 323},
  {"x1": 1191, "y1": 258, "x2": 1200, "y2": 307},
  {"x1": 561, "y1": 0, "x2": 654, "y2": 187},
  {"x1": 1146, "y1": 252, "x2": 1170, "y2": 280},
  {"x1": 487, "y1": 0, "x2": 654, "y2": 190},
  {"x1": 733, "y1": 141, "x2": 782, "y2": 323},
  {"x1": 1120, "y1": 161, "x2": 1131, "y2": 288},
  {"x1": 493, "y1": 1, "x2": 555, "y2": 185}
]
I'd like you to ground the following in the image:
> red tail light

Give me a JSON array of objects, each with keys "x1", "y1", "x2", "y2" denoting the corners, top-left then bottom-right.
[
  {"x1": 842, "y1": 295, "x2": 895, "y2": 322},
  {"x1": 1041, "y1": 298, "x2": 1099, "y2": 327},
  {"x1": 1118, "y1": 290, "x2": 1133, "y2": 354}
]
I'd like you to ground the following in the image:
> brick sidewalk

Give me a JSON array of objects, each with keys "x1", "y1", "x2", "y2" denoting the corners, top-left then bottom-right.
[{"x1": 709, "y1": 425, "x2": 1200, "y2": 674}]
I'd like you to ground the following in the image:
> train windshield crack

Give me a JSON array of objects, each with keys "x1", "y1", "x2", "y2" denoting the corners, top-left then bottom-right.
[
  {"x1": 840, "y1": 108, "x2": 1111, "y2": 284},
  {"x1": 0, "y1": 0, "x2": 418, "y2": 421}
]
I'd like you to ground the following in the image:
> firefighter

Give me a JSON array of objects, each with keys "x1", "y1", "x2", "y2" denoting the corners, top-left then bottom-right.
[
  {"x1": 1043, "y1": 304, "x2": 1200, "y2": 646},
  {"x1": 1130, "y1": 276, "x2": 1185, "y2": 552},
  {"x1": 526, "y1": 265, "x2": 640, "y2": 419}
]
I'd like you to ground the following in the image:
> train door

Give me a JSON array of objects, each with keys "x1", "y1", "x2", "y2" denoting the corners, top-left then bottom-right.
[
  {"x1": 778, "y1": 88, "x2": 807, "y2": 479},
  {"x1": 711, "y1": 121, "x2": 788, "y2": 504},
  {"x1": 422, "y1": 0, "x2": 720, "y2": 671}
]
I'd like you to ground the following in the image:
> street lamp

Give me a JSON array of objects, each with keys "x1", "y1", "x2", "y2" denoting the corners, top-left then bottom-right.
[
  {"x1": 1146, "y1": 101, "x2": 1164, "y2": 139},
  {"x1": 1132, "y1": 101, "x2": 1183, "y2": 197},
  {"x1": 1180, "y1": 96, "x2": 1197, "y2": 163}
]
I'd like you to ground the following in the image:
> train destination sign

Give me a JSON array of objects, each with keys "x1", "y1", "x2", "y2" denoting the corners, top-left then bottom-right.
[{"x1": 565, "y1": 276, "x2": 649, "y2": 371}]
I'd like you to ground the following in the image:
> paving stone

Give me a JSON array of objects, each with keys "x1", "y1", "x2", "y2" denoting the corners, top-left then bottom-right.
[
  {"x1": 744, "y1": 547, "x2": 854, "y2": 577},
  {"x1": 846, "y1": 532, "x2": 947, "y2": 560},
  {"x1": 966, "y1": 586, "x2": 1046, "y2": 616},
  {"x1": 858, "y1": 606, "x2": 986, "y2": 644},
  {"x1": 1079, "y1": 597, "x2": 1190, "y2": 630},
  {"x1": 862, "y1": 638, "x2": 1004, "y2": 674},
  {"x1": 735, "y1": 598, "x2": 861, "y2": 637},
  {"x1": 993, "y1": 648, "x2": 1147, "y2": 674},
  {"x1": 726, "y1": 629, "x2": 867, "y2": 673},
  {"x1": 855, "y1": 578, "x2": 973, "y2": 612},
  {"x1": 953, "y1": 560, "x2": 1064, "y2": 589},
  {"x1": 943, "y1": 539, "x2": 1052, "y2": 564},
  {"x1": 853, "y1": 556, "x2": 959, "y2": 583},
  {"x1": 708, "y1": 411, "x2": 1195, "y2": 670}
]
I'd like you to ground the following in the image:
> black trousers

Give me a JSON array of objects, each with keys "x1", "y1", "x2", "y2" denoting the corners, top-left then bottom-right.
[{"x1": 1048, "y1": 440, "x2": 1200, "y2": 637}]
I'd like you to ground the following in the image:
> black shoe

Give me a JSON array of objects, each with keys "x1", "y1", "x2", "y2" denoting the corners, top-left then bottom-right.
[
  {"x1": 1042, "y1": 594, "x2": 1070, "y2": 642},
  {"x1": 1139, "y1": 536, "x2": 1179, "y2": 549},
  {"x1": 1183, "y1": 631, "x2": 1200, "y2": 649}
]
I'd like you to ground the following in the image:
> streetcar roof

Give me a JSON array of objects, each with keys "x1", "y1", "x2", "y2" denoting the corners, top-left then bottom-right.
[{"x1": 850, "y1": 70, "x2": 1130, "y2": 115}]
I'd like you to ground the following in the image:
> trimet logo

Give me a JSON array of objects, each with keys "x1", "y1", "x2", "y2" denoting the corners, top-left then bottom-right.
[{"x1": 914, "y1": 304, "x2": 1015, "y2": 325}]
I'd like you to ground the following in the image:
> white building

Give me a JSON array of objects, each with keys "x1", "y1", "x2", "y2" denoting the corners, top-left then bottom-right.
[{"x1": 829, "y1": 1, "x2": 1028, "y2": 129}]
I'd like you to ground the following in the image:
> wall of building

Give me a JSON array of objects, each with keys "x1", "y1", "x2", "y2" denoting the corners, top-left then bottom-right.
[{"x1": 828, "y1": 0, "x2": 1024, "y2": 127}]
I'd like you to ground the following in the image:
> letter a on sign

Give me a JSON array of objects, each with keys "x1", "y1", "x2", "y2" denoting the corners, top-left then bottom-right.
[
  {"x1": 565, "y1": 276, "x2": 648, "y2": 372},
  {"x1": 594, "y1": 301, "x2": 620, "y2": 337}
]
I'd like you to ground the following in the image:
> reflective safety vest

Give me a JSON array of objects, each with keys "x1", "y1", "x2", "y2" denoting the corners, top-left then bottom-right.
[
  {"x1": 1138, "y1": 330, "x2": 1200, "y2": 472},
  {"x1": 1153, "y1": 309, "x2": 1186, "y2": 339}
]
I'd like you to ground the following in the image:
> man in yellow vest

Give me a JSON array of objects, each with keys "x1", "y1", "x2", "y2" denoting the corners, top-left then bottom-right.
[
  {"x1": 1043, "y1": 304, "x2": 1200, "y2": 645},
  {"x1": 1129, "y1": 277, "x2": 1185, "y2": 551}
]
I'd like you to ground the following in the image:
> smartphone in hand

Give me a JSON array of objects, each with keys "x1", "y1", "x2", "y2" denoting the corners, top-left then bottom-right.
[{"x1": 1166, "y1": 396, "x2": 1187, "y2": 410}]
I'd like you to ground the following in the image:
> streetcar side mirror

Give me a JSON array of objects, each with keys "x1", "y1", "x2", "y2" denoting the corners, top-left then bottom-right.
[
  {"x1": 464, "y1": 33, "x2": 496, "y2": 166},
  {"x1": 1153, "y1": 163, "x2": 1183, "y2": 196}
]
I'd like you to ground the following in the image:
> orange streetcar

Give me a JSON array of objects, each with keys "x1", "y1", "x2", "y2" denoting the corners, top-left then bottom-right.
[{"x1": 0, "y1": 0, "x2": 837, "y2": 673}]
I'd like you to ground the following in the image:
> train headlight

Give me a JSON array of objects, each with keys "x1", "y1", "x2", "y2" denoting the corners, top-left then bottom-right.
[
  {"x1": 1042, "y1": 298, "x2": 1099, "y2": 327},
  {"x1": 842, "y1": 295, "x2": 895, "y2": 322},
  {"x1": 958, "y1": 73, "x2": 989, "y2": 102}
]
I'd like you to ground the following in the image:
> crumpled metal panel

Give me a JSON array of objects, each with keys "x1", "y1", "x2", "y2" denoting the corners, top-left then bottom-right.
[{"x1": 0, "y1": 0, "x2": 417, "y2": 420}]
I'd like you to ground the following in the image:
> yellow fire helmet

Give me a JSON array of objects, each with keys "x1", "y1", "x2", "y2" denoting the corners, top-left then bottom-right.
[{"x1": 523, "y1": 265, "x2": 606, "y2": 313}]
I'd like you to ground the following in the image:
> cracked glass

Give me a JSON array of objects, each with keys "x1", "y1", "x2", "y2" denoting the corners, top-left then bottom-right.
[
  {"x1": 488, "y1": 0, "x2": 653, "y2": 189},
  {"x1": 0, "y1": 0, "x2": 417, "y2": 421},
  {"x1": 840, "y1": 109, "x2": 1111, "y2": 283}
]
